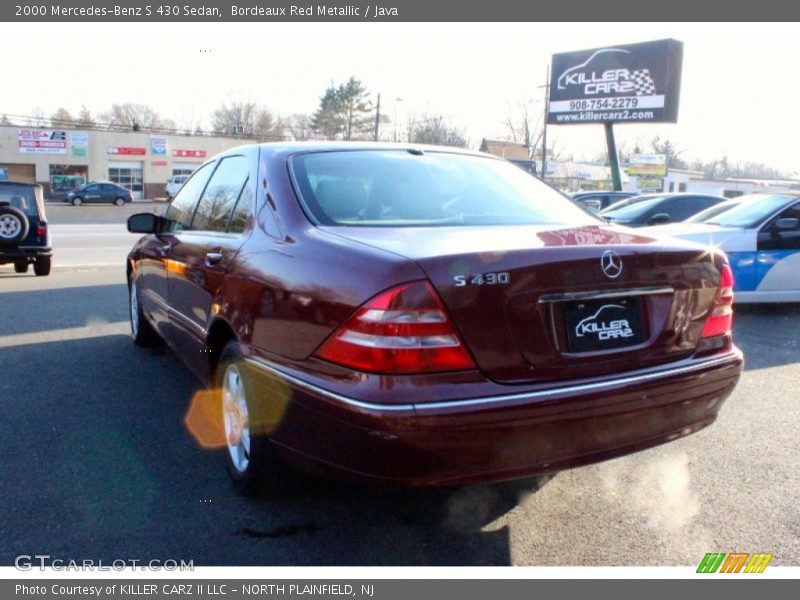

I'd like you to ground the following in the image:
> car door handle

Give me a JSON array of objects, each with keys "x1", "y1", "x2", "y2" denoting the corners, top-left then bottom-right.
[{"x1": 205, "y1": 251, "x2": 224, "y2": 266}]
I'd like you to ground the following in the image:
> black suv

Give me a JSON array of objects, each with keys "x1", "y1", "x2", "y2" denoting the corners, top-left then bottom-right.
[{"x1": 0, "y1": 182, "x2": 52, "y2": 276}]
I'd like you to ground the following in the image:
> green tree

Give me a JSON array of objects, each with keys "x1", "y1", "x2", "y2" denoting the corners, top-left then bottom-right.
[
  {"x1": 649, "y1": 135, "x2": 686, "y2": 169},
  {"x1": 310, "y1": 77, "x2": 373, "y2": 140}
]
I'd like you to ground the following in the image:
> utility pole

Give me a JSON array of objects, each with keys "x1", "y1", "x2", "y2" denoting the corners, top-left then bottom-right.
[
  {"x1": 373, "y1": 93, "x2": 381, "y2": 142},
  {"x1": 605, "y1": 123, "x2": 623, "y2": 191},
  {"x1": 539, "y1": 65, "x2": 550, "y2": 179}
]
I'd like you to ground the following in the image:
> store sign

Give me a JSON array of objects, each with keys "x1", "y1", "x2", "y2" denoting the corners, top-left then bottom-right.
[
  {"x1": 628, "y1": 153, "x2": 667, "y2": 176},
  {"x1": 151, "y1": 160, "x2": 168, "y2": 167},
  {"x1": 173, "y1": 149, "x2": 206, "y2": 158},
  {"x1": 108, "y1": 146, "x2": 146, "y2": 156},
  {"x1": 151, "y1": 135, "x2": 168, "y2": 155},
  {"x1": 637, "y1": 178, "x2": 664, "y2": 191},
  {"x1": 548, "y1": 39, "x2": 683, "y2": 124},
  {"x1": 70, "y1": 132, "x2": 89, "y2": 158},
  {"x1": 18, "y1": 129, "x2": 67, "y2": 154}
]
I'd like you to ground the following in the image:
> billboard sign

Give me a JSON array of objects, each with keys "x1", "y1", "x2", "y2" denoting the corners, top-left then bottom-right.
[
  {"x1": 18, "y1": 129, "x2": 67, "y2": 154},
  {"x1": 548, "y1": 39, "x2": 683, "y2": 125},
  {"x1": 151, "y1": 135, "x2": 168, "y2": 155},
  {"x1": 628, "y1": 153, "x2": 667, "y2": 176},
  {"x1": 108, "y1": 146, "x2": 146, "y2": 156},
  {"x1": 70, "y1": 132, "x2": 89, "y2": 158},
  {"x1": 173, "y1": 149, "x2": 207, "y2": 158}
]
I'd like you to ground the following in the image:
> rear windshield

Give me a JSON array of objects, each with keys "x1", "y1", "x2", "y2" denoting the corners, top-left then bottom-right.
[
  {"x1": 705, "y1": 194, "x2": 795, "y2": 228},
  {"x1": 601, "y1": 196, "x2": 664, "y2": 219},
  {"x1": 290, "y1": 150, "x2": 598, "y2": 227},
  {"x1": 0, "y1": 185, "x2": 38, "y2": 216}
]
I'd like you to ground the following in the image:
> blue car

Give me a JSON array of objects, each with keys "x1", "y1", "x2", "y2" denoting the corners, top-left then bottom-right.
[{"x1": 645, "y1": 193, "x2": 800, "y2": 303}]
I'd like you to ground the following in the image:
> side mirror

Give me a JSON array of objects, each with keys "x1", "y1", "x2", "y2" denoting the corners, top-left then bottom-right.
[
  {"x1": 774, "y1": 217, "x2": 799, "y2": 231},
  {"x1": 647, "y1": 213, "x2": 671, "y2": 225},
  {"x1": 127, "y1": 212, "x2": 164, "y2": 234}
]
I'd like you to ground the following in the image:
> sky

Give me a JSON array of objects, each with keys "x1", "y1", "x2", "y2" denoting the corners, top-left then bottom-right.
[{"x1": 2, "y1": 22, "x2": 799, "y2": 174}]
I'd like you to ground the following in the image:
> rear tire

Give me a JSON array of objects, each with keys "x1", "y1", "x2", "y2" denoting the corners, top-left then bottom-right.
[
  {"x1": 14, "y1": 262, "x2": 28, "y2": 274},
  {"x1": 72, "y1": 197, "x2": 83, "y2": 207},
  {"x1": 129, "y1": 278, "x2": 161, "y2": 346},
  {"x1": 217, "y1": 341, "x2": 284, "y2": 497},
  {"x1": 33, "y1": 257, "x2": 50, "y2": 276},
  {"x1": 0, "y1": 205, "x2": 29, "y2": 245},
  {"x1": 114, "y1": 197, "x2": 125, "y2": 207}
]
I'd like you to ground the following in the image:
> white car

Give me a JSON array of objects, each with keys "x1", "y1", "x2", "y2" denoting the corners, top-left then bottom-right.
[
  {"x1": 164, "y1": 175, "x2": 189, "y2": 201},
  {"x1": 645, "y1": 193, "x2": 800, "y2": 303}
]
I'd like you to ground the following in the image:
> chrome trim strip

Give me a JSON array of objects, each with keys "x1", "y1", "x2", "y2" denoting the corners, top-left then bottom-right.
[
  {"x1": 244, "y1": 351, "x2": 741, "y2": 414},
  {"x1": 243, "y1": 357, "x2": 416, "y2": 412},
  {"x1": 167, "y1": 306, "x2": 207, "y2": 338},
  {"x1": 538, "y1": 286, "x2": 674, "y2": 304}
]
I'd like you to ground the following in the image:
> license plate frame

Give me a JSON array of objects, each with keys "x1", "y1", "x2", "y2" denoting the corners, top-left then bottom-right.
[{"x1": 563, "y1": 296, "x2": 645, "y2": 353}]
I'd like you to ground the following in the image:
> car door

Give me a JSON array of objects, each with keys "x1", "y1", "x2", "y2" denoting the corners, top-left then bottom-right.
[
  {"x1": 83, "y1": 184, "x2": 102, "y2": 204},
  {"x1": 164, "y1": 154, "x2": 254, "y2": 380},
  {"x1": 755, "y1": 200, "x2": 800, "y2": 295},
  {"x1": 137, "y1": 162, "x2": 215, "y2": 342},
  {"x1": 644, "y1": 196, "x2": 718, "y2": 225},
  {"x1": 101, "y1": 184, "x2": 116, "y2": 203}
]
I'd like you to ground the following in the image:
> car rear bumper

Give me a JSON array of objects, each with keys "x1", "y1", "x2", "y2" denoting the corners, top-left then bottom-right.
[
  {"x1": 0, "y1": 246, "x2": 53, "y2": 262},
  {"x1": 242, "y1": 347, "x2": 744, "y2": 486}
]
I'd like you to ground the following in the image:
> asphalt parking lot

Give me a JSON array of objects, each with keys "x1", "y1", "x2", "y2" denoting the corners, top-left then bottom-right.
[{"x1": 1, "y1": 205, "x2": 798, "y2": 566}]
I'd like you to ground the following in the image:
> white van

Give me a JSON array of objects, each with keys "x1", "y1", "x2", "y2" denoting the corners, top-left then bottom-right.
[{"x1": 165, "y1": 175, "x2": 189, "y2": 201}]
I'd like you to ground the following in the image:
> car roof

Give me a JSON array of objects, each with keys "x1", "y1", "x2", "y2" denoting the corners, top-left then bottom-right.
[
  {"x1": 0, "y1": 181, "x2": 42, "y2": 189},
  {"x1": 219, "y1": 141, "x2": 493, "y2": 162}
]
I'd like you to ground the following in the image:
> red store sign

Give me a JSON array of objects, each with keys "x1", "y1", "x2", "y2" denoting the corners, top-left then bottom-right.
[
  {"x1": 108, "y1": 146, "x2": 146, "y2": 156},
  {"x1": 173, "y1": 149, "x2": 207, "y2": 158}
]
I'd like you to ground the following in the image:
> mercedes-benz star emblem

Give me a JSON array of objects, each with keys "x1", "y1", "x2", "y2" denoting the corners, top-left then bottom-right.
[{"x1": 601, "y1": 250, "x2": 623, "y2": 279}]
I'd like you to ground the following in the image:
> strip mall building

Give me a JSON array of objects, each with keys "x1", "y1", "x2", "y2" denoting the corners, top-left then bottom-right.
[{"x1": 0, "y1": 125, "x2": 250, "y2": 199}]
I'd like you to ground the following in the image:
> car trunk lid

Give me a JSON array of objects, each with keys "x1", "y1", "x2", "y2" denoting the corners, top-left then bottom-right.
[{"x1": 322, "y1": 224, "x2": 723, "y2": 384}]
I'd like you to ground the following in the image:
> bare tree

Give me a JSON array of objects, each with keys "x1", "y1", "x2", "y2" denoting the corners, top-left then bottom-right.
[
  {"x1": 26, "y1": 107, "x2": 46, "y2": 127},
  {"x1": 504, "y1": 99, "x2": 543, "y2": 157},
  {"x1": 50, "y1": 107, "x2": 74, "y2": 126},
  {"x1": 407, "y1": 113, "x2": 468, "y2": 147},
  {"x1": 101, "y1": 103, "x2": 170, "y2": 130},
  {"x1": 210, "y1": 100, "x2": 282, "y2": 138},
  {"x1": 76, "y1": 105, "x2": 95, "y2": 128},
  {"x1": 288, "y1": 113, "x2": 312, "y2": 141}
]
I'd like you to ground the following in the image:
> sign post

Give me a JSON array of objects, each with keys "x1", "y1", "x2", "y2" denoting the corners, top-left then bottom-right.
[{"x1": 547, "y1": 38, "x2": 683, "y2": 191}]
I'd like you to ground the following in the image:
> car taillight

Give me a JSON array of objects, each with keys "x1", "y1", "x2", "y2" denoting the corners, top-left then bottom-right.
[
  {"x1": 36, "y1": 224, "x2": 47, "y2": 237},
  {"x1": 315, "y1": 281, "x2": 476, "y2": 374},
  {"x1": 701, "y1": 263, "x2": 734, "y2": 338}
]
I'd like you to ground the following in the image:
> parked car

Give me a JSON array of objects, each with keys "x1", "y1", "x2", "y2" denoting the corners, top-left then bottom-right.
[
  {"x1": 642, "y1": 192, "x2": 800, "y2": 303},
  {"x1": 569, "y1": 191, "x2": 637, "y2": 213},
  {"x1": 0, "y1": 181, "x2": 52, "y2": 275},
  {"x1": 64, "y1": 182, "x2": 133, "y2": 206},
  {"x1": 126, "y1": 143, "x2": 743, "y2": 495},
  {"x1": 165, "y1": 174, "x2": 189, "y2": 201},
  {"x1": 684, "y1": 197, "x2": 744, "y2": 223},
  {"x1": 600, "y1": 193, "x2": 727, "y2": 226}
]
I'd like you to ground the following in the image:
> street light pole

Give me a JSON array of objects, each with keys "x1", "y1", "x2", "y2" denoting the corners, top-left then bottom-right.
[{"x1": 373, "y1": 93, "x2": 381, "y2": 142}]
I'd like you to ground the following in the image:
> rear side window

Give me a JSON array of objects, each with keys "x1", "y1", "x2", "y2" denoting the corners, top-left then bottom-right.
[
  {"x1": 0, "y1": 185, "x2": 37, "y2": 216},
  {"x1": 290, "y1": 150, "x2": 596, "y2": 227},
  {"x1": 191, "y1": 156, "x2": 249, "y2": 233},
  {"x1": 663, "y1": 197, "x2": 718, "y2": 221},
  {"x1": 165, "y1": 163, "x2": 214, "y2": 232}
]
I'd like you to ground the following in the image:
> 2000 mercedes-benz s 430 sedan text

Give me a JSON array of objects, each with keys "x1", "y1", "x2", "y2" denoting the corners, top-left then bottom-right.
[{"x1": 126, "y1": 143, "x2": 743, "y2": 495}]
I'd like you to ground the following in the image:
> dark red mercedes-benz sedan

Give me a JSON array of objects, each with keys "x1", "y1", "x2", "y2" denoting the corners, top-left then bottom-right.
[{"x1": 126, "y1": 142, "x2": 743, "y2": 494}]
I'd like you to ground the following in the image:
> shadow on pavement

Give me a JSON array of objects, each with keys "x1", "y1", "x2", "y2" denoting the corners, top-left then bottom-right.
[
  {"x1": 733, "y1": 303, "x2": 800, "y2": 370},
  {"x1": 0, "y1": 283, "x2": 128, "y2": 336},
  {"x1": 0, "y1": 331, "x2": 551, "y2": 566}
]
